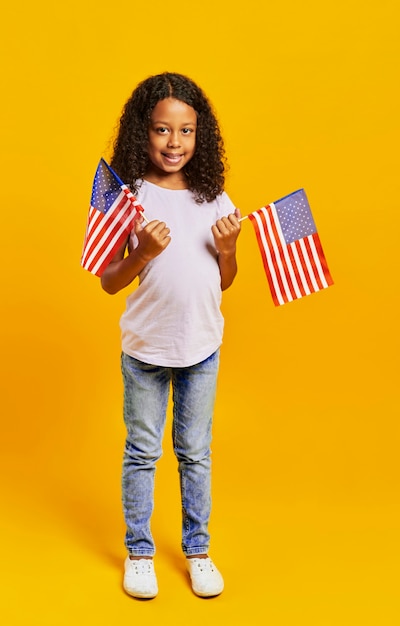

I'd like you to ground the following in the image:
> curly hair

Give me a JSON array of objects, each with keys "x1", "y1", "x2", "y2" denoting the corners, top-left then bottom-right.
[{"x1": 110, "y1": 72, "x2": 227, "y2": 203}]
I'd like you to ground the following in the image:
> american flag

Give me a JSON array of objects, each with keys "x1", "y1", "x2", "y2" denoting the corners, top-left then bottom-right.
[
  {"x1": 248, "y1": 189, "x2": 333, "y2": 306},
  {"x1": 81, "y1": 158, "x2": 144, "y2": 277}
]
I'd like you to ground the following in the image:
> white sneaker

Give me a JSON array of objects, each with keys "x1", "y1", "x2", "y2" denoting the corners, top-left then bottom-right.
[
  {"x1": 123, "y1": 557, "x2": 158, "y2": 598},
  {"x1": 186, "y1": 557, "x2": 224, "y2": 597}
]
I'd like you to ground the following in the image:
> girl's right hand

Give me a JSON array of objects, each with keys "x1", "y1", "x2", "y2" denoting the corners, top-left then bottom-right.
[
  {"x1": 101, "y1": 217, "x2": 170, "y2": 295},
  {"x1": 134, "y1": 217, "x2": 171, "y2": 262}
]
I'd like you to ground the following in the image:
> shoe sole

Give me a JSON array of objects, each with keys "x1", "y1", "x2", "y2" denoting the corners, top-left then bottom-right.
[
  {"x1": 123, "y1": 585, "x2": 158, "y2": 599},
  {"x1": 192, "y1": 589, "x2": 224, "y2": 598}
]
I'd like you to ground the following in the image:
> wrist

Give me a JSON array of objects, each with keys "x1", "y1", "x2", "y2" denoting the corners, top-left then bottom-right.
[
  {"x1": 134, "y1": 246, "x2": 154, "y2": 265},
  {"x1": 218, "y1": 247, "x2": 236, "y2": 259}
]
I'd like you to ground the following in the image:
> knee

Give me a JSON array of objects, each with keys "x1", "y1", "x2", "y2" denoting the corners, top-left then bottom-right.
[
  {"x1": 174, "y1": 443, "x2": 211, "y2": 465},
  {"x1": 124, "y1": 438, "x2": 162, "y2": 467}
]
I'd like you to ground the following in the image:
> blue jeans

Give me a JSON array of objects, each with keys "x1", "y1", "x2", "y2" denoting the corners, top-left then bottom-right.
[{"x1": 121, "y1": 349, "x2": 220, "y2": 557}]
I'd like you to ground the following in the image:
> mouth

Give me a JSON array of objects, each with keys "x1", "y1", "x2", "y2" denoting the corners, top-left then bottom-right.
[{"x1": 162, "y1": 152, "x2": 183, "y2": 165}]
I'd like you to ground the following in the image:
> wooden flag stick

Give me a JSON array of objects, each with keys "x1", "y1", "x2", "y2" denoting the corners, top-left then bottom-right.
[
  {"x1": 238, "y1": 215, "x2": 249, "y2": 222},
  {"x1": 134, "y1": 202, "x2": 150, "y2": 224}
]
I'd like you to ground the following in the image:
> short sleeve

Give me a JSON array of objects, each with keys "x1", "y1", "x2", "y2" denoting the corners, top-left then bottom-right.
[{"x1": 215, "y1": 191, "x2": 236, "y2": 219}]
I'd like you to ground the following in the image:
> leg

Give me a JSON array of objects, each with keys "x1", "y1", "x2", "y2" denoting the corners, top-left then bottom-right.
[
  {"x1": 121, "y1": 353, "x2": 171, "y2": 557},
  {"x1": 171, "y1": 349, "x2": 220, "y2": 557}
]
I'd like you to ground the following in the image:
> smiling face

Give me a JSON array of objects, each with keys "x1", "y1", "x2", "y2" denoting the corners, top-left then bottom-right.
[{"x1": 145, "y1": 97, "x2": 197, "y2": 188}]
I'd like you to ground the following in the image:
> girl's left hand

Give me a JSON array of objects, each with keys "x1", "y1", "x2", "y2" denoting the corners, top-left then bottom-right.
[{"x1": 211, "y1": 208, "x2": 242, "y2": 256}]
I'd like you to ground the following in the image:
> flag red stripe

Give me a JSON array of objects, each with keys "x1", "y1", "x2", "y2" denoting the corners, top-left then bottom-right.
[
  {"x1": 294, "y1": 240, "x2": 315, "y2": 293},
  {"x1": 312, "y1": 233, "x2": 334, "y2": 286},
  {"x1": 303, "y1": 236, "x2": 324, "y2": 290},
  {"x1": 286, "y1": 244, "x2": 308, "y2": 297},
  {"x1": 267, "y1": 206, "x2": 298, "y2": 301},
  {"x1": 81, "y1": 196, "x2": 131, "y2": 266},
  {"x1": 83, "y1": 214, "x2": 130, "y2": 274},
  {"x1": 90, "y1": 229, "x2": 132, "y2": 276},
  {"x1": 81, "y1": 210, "x2": 105, "y2": 264},
  {"x1": 83, "y1": 193, "x2": 128, "y2": 253},
  {"x1": 248, "y1": 212, "x2": 280, "y2": 306},
  {"x1": 82, "y1": 208, "x2": 104, "y2": 258},
  {"x1": 83, "y1": 205, "x2": 131, "y2": 268},
  {"x1": 83, "y1": 208, "x2": 135, "y2": 276},
  {"x1": 81, "y1": 210, "x2": 136, "y2": 276},
  {"x1": 289, "y1": 241, "x2": 312, "y2": 295},
  {"x1": 82, "y1": 208, "x2": 116, "y2": 265},
  {"x1": 259, "y1": 208, "x2": 290, "y2": 304}
]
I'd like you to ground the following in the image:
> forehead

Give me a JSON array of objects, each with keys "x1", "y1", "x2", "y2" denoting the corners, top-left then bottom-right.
[{"x1": 150, "y1": 97, "x2": 197, "y2": 123}]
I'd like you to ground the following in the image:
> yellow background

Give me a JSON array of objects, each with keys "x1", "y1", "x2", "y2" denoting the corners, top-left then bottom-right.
[{"x1": 1, "y1": 1, "x2": 399, "y2": 624}]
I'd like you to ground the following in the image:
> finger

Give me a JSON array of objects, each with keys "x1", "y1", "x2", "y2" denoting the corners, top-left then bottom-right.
[
  {"x1": 144, "y1": 219, "x2": 162, "y2": 232},
  {"x1": 216, "y1": 217, "x2": 232, "y2": 233},
  {"x1": 134, "y1": 216, "x2": 145, "y2": 234},
  {"x1": 227, "y1": 213, "x2": 241, "y2": 228},
  {"x1": 218, "y1": 216, "x2": 239, "y2": 233},
  {"x1": 211, "y1": 224, "x2": 220, "y2": 239},
  {"x1": 153, "y1": 222, "x2": 170, "y2": 238}
]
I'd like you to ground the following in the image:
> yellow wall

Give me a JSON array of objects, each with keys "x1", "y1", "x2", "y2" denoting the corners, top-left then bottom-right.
[{"x1": 1, "y1": 1, "x2": 399, "y2": 624}]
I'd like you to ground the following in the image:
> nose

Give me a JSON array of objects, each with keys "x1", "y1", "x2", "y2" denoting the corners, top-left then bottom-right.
[{"x1": 167, "y1": 131, "x2": 180, "y2": 148}]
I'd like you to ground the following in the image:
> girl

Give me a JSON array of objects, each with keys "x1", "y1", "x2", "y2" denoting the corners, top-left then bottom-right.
[{"x1": 101, "y1": 72, "x2": 241, "y2": 599}]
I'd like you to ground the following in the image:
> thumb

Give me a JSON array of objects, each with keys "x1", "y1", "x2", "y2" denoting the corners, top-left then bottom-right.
[{"x1": 133, "y1": 214, "x2": 144, "y2": 234}]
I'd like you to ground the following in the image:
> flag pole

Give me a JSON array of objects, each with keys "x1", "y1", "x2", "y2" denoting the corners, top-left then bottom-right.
[
  {"x1": 121, "y1": 188, "x2": 150, "y2": 224},
  {"x1": 132, "y1": 200, "x2": 150, "y2": 224},
  {"x1": 239, "y1": 215, "x2": 249, "y2": 222}
]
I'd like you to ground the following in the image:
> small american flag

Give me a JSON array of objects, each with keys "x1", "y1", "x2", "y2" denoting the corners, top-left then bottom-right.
[
  {"x1": 248, "y1": 189, "x2": 333, "y2": 306},
  {"x1": 81, "y1": 158, "x2": 144, "y2": 277}
]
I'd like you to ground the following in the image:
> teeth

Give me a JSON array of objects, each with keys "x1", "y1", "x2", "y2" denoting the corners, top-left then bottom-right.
[{"x1": 164, "y1": 154, "x2": 181, "y2": 162}]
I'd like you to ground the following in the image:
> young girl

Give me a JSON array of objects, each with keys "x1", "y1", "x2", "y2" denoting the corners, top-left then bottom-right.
[{"x1": 101, "y1": 72, "x2": 241, "y2": 599}]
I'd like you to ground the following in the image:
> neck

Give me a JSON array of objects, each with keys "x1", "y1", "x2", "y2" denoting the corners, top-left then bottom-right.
[{"x1": 144, "y1": 170, "x2": 188, "y2": 190}]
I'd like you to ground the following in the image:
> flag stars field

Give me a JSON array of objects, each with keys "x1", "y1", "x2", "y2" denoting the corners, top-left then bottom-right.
[{"x1": 276, "y1": 193, "x2": 317, "y2": 244}]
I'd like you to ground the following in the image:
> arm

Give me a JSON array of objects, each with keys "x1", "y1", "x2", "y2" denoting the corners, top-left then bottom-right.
[
  {"x1": 211, "y1": 209, "x2": 241, "y2": 291},
  {"x1": 100, "y1": 218, "x2": 171, "y2": 294}
]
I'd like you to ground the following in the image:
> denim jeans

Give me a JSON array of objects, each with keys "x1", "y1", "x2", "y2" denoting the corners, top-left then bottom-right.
[{"x1": 121, "y1": 349, "x2": 220, "y2": 557}]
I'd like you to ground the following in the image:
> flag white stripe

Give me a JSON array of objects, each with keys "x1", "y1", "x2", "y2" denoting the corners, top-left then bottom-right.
[
  {"x1": 299, "y1": 238, "x2": 319, "y2": 291},
  {"x1": 83, "y1": 205, "x2": 131, "y2": 271},
  {"x1": 82, "y1": 196, "x2": 131, "y2": 268},
  {"x1": 85, "y1": 195, "x2": 126, "y2": 247},
  {"x1": 82, "y1": 206, "x2": 118, "y2": 266},
  {"x1": 269, "y1": 204, "x2": 303, "y2": 300},
  {"x1": 90, "y1": 210, "x2": 138, "y2": 275},
  {"x1": 263, "y1": 206, "x2": 293, "y2": 303},
  {"x1": 81, "y1": 192, "x2": 128, "y2": 265},
  {"x1": 80, "y1": 206, "x2": 96, "y2": 259},
  {"x1": 253, "y1": 210, "x2": 285, "y2": 305},
  {"x1": 289, "y1": 242, "x2": 311, "y2": 295},
  {"x1": 308, "y1": 235, "x2": 329, "y2": 288},
  {"x1": 81, "y1": 208, "x2": 100, "y2": 266}
]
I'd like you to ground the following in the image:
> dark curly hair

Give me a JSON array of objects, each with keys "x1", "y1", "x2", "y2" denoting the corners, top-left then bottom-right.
[{"x1": 110, "y1": 72, "x2": 227, "y2": 203}]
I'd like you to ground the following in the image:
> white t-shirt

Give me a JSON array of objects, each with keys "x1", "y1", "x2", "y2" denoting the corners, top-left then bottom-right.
[{"x1": 120, "y1": 180, "x2": 236, "y2": 367}]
